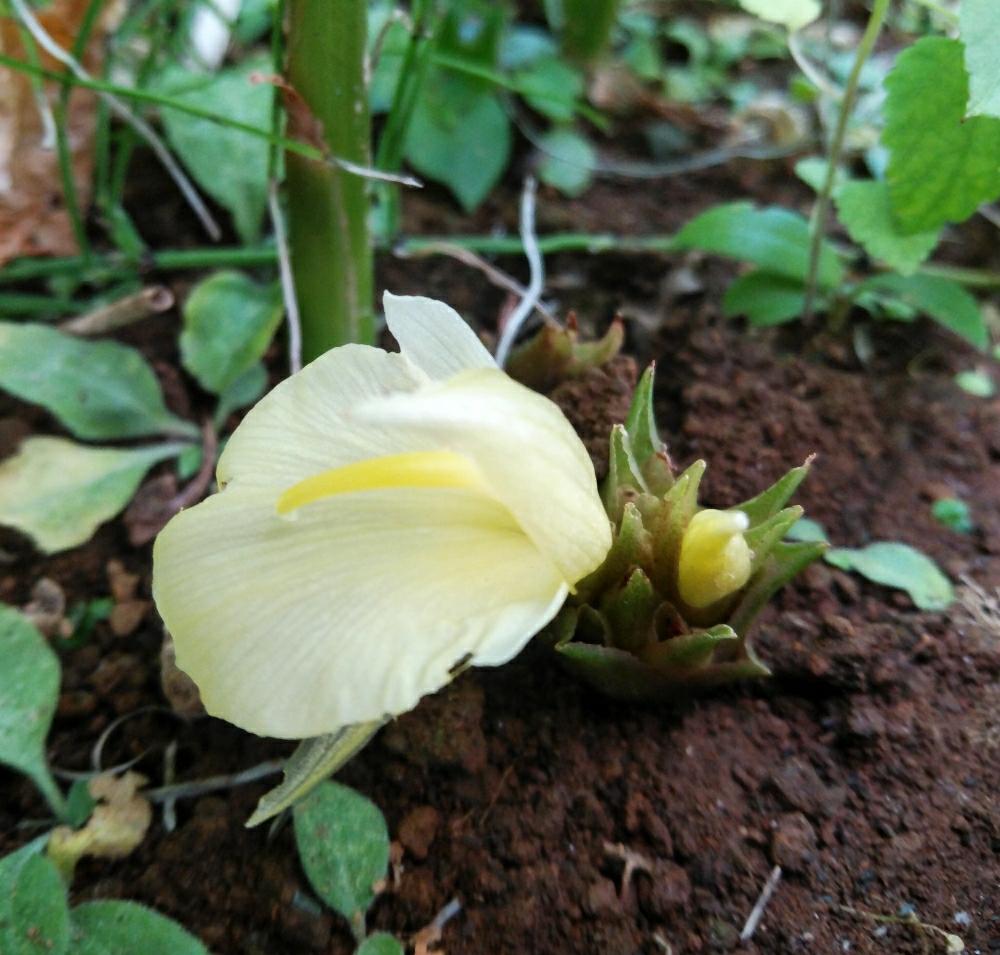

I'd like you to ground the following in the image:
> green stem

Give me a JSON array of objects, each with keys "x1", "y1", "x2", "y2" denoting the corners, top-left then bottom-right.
[
  {"x1": 285, "y1": 0, "x2": 373, "y2": 357},
  {"x1": 914, "y1": 262, "x2": 1000, "y2": 288},
  {"x1": 30, "y1": 767, "x2": 69, "y2": 823},
  {"x1": 802, "y1": 0, "x2": 890, "y2": 321}
]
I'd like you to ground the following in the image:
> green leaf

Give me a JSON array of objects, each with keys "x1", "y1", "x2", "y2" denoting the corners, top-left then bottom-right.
[
  {"x1": 735, "y1": 459, "x2": 812, "y2": 526},
  {"x1": 0, "y1": 323, "x2": 196, "y2": 441},
  {"x1": 786, "y1": 516, "x2": 828, "y2": 543},
  {"x1": 0, "y1": 605, "x2": 64, "y2": 818},
  {"x1": 824, "y1": 542, "x2": 953, "y2": 611},
  {"x1": 356, "y1": 933, "x2": 405, "y2": 955},
  {"x1": 406, "y1": 84, "x2": 511, "y2": 211},
  {"x1": 794, "y1": 156, "x2": 849, "y2": 194},
  {"x1": 672, "y1": 202, "x2": 844, "y2": 287},
  {"x1": 954, "y1": 369, "x2": 995, "y2": 397},
  {"x1": 247, "y1": 722, "x2": 384, "y2": 828},
  {"x1": 0, "y1": 852, "x2": 70, "y2": 955},
  {"x1": 961, "y1": 0, "x2": 1000, "y2": 119},
  {"x1": 180, "y1": 272, "x2": 283, "y2": 396},
  {"x1": 884, "y1": 37, "x2": 1000, "y2": 233},
  {"x1": 293, "y1": 782, "x2": 390, "y2": 932},
  {"x1": 737, "y1": 0, "x2": 820, "y2": 31},
  {"x1": 834, "y1": 180, "x2": 940, "y2": 275},
  {"x1": 64, "y1": 780, "x2": 97, "y2": 828},
  {"x1": 213, "y1": 362, "x2": 268, "y2": 430},
  {"x1": 856, "y1": 274, "x2": 987, "y2": 349},
  {"x1": 514, "y1": 57, "x2": 583, "y2": 122},
  {"x1": 70, "y1": 901, "x2": 209, "y2": 955},
  {"x1": 0, "y1": 438, "x2": 183, "y2": 553},
  {"x1": 722, "y1": 271, "x2": 806, "y2": 326},
  {"x1": 931, "y1": 498, "x2": 973, "y2": 534},
  {"x1": 536, "y1": 128, "x2": 594, "y2": 198},
  {"x1": 156, "y1": 60, "x2": 272, "y2": 243}
]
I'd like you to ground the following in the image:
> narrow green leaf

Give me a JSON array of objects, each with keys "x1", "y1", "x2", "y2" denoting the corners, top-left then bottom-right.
[
  {"x1": 247, "y1": 722, "x2": 384, "y2": 828},
  {"x1": 641, "y1": 624, "x2": 737, "y2": 670},
  {"x1": 0, "y1": 606, "x2": 64, "y2": 818},
  {"x1": 722, "y1": 271, "x2": 806, "y2": 326},
  {"x1": 293, "y1": 782, "x2": 390, "y2": 931},
  {"x1": 961, "y1": 0, "x2": 1000, "y2": 119},
  {"x1": 0, "y1": 323, "x2": 196, "y2": 441},
  {"x1": 884, "y1": 37, "x2": 1000, "y2": 233},
  {"x1": 624, "y1": 365, "x2": 663, "y2": 467},
  {"x1": 181, "y1": 273, "x2": 283, "y2": 396},
  {"x1": 602, "y1": 424, "x2": 647, "y2": 520},
  {"x1": 673, "y1": 202, "x2": 843, "y2": 287},
  {"x1": 0, "y1": 438, "x2": 183, "y2": 553},
  {"x1": 156, "y1": 60, "x2": 273, "y2": 243},
  {"x1": 71, "y1": 901, "x2": 209, "y2": 955},
  {"x1": 601, "y1": 568, "x2": 659, "y2": 653},
  {"x1": 824, "y1": 542, "x2": 953, "y2": 610},
  {"x1": 744, "y1": 505, "x2": 804, "y2": 573},
  {"x1": 856, "y1": 274, "x2": 987, "y2": 349},
  {"x1": 734, "y1": 459, "x2": 813, "y2": 526},
  {"x1": 834, "y1": 180, "x2": 940, "y2": 275}
]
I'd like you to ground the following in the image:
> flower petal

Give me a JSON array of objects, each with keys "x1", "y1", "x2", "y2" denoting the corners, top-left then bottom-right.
[
  {"x1": 383, "y1": 292, "x2": 495, "y2": 380},
  {"x1": 216, "y1": 343, "x2": 425, "y2": 490},
  {"x1": 354, "y1": 368, "x2": 612, "y2": 585},
  {"x1": 153, "y1": 484, "x2": 566, "y2": 739}
]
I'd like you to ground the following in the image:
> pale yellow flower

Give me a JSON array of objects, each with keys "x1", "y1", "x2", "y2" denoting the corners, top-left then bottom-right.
[
  {"x1": 153, "y1": 294, "x2": 611, "y2": 739},
  {"x1": 676, "y1": 508, "x2": 752, "y2": 609}
]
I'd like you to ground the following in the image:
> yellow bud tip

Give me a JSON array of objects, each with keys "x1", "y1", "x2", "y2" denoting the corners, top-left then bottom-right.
[
  {"x1": 275, "y1": 450, "x2": 486, "y2": 516},
  {"x1": 677, "y1": 508, "x2": 752, "y2": 609}
]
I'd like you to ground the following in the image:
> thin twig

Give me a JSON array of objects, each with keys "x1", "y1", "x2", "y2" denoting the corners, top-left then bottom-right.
[
  {"x1": 60, "y1": 286, "x2": 174, "y2": 335},
  {"x1": 8, "y1": 0, "x2": 222, "y2": 240},
  {"x1": 268, "y1": 182, "x2": 303, "y2": 374},
  {"x1": 739, "y1": 865, "x2": 783, "y2": 942},
  {"x1": 495, "y1": 176, "x2": 543, "y2": 367},
  {"x1": 399, "y1": 241, "x2": 557, "y2": 323},
  {"x1": 145, "y1": 759, "x2": 285, "y2": 803},
  {"x1": 787, "y1": 31, "x2": 840, "y2": 99}
]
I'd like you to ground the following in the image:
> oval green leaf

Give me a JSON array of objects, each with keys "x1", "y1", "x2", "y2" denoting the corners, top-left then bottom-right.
[
  {"x1": 824, "y1": 542, "x2": 953, "y2": 611},
  {"x1": 0, "y1": 850, "x2": 70, "y2": 955},
  {"x1": 70, "y1": 901, "x2": 209, "y2": 955}
]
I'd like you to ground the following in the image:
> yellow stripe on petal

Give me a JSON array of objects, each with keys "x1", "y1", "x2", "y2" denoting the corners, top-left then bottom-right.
[{"x1": 275, "y1": 451, "x2": 486, "y2": 515}]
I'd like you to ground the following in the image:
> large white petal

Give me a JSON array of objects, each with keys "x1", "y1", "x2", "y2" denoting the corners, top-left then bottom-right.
[
  {"x1": 383, "y1": 292, "x2": 495, "y2": 380},
  {"x1": 354, "y1": 368, "x2": 612, "y2": 585},
  {"x1": 217, "y1": 343, "x2": 426, "y2": 490},
  {"x1": 153, "y1": 484, "x2": 566, "y2": 739}
]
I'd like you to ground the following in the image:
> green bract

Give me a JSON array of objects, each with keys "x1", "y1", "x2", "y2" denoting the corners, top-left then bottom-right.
[{"x1": 550, "y1": 366, "x2": 825, "y2": 699}]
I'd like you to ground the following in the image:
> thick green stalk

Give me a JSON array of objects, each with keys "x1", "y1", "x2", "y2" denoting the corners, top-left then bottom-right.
[
  {"x1": 803, "y1": 0, "x2": 890, "y2": 320},
  {"x1": 285, "y1": 0, "x2": 373, "y2": 358}
]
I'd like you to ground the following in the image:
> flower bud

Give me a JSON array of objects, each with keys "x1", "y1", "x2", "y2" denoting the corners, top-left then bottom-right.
[{"x1": 677, "y1": 509, "x2": 752, "y2": 608}]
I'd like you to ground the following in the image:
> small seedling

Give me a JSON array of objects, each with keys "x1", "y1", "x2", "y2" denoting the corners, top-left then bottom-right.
[{"x1": 550, "y1": 365, "x2": 825, "y2": 697}]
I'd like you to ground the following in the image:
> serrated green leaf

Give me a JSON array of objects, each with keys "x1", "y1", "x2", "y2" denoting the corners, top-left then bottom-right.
[
  {"x1": 0, "y1": 606, "x2": 64, "y2": 817},
  {"x1": 884, "y1": 37, "x2": 1000, "y2": 233},
  {"x1": 181, "y1": 273, "x2": 283, "y2": 396},
  {"x1": 722, "y1": 271, "x2": 806, "y2": 326},
  {"x1": 834, "y1": 180, "x2": 940, "y2": 275},
  {"x1": 247, "y1": 722, "x2": 384, "y2": 828},
  {"x1": 405, "y1": 85, "x2": 511, "y2": 211},
  {"x1": 293, "y1": 782, "x2": 390, "y2": 932},
  {"x1": 70, "y1": 901, "x2": 209, "y2": 955},
  {"x1": 356, "y1": 933, "x2": 405, "y2": 955},
  {"x1": 824, "y1": 541, "x2": 953, "y2": 610},
  {"x1": 737, "y1": 0, "x2": 820, "y2": 31},
  {"x1": 0, "y1": 323, "x2": 196, "y2": 441},
  {"x1": 673, "y1": 202, "x2": 844, "y2": 287},
  {"x1": 0, "y1": 438, "x2": 183, "y2": 553},
  {"x1": 0, "y1": 852, "x2": 69, "y2": 955},
  {"x1": 156, "y1": 60, "x2": 272, "y2": 243},
  {"x1": 537, "y1": 128, "x2": 594, "y2": 197},
  {"x1": 856, "y1": 274, "x2": 987, "y2": 349},
  {"x1": 961, "y1": 0, "x2": 1000, "y2": 119}
]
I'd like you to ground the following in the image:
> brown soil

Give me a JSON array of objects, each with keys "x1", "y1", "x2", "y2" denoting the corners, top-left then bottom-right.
[{"x1": 2, "y1": 160, "x2": 1000, "y2": 954}]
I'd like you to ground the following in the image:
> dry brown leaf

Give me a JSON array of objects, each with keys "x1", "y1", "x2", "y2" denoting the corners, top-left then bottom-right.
[
  {"x1": 47, "y1": 770, "x2": 152, "y2": 878},
  {"x1": 0, "y1": 1, "x2": 116, "y2": 265}
]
